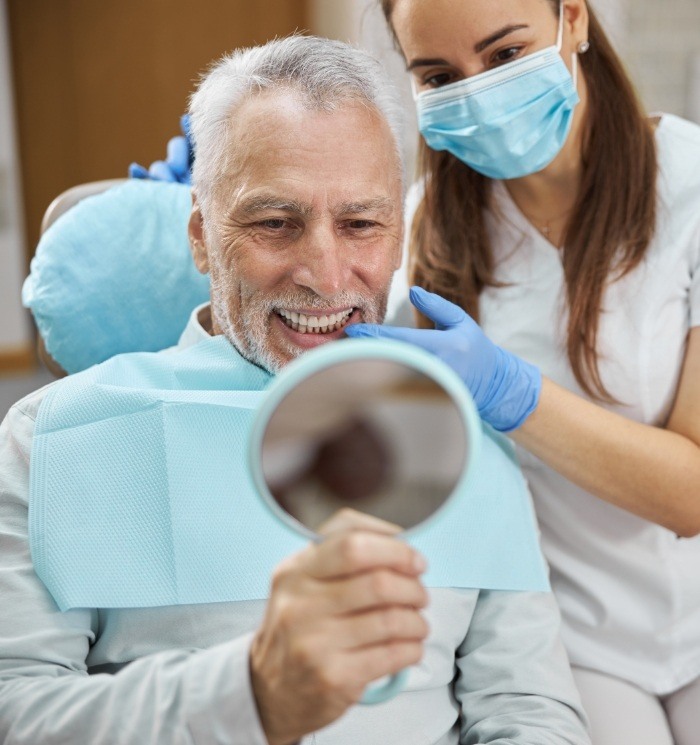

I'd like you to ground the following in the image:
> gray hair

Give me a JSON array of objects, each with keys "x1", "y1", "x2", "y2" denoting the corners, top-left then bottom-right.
[{"x1": 188, "y1": 35, "x2": 405, "y2": 213}]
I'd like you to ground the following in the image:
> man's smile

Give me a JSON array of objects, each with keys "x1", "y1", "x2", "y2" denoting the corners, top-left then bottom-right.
[{"x1": 275, "y1": 307, "x2": 356, "y2": 334}]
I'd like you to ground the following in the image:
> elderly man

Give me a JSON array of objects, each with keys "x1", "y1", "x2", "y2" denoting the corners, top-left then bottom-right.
[{"x1": 0, "y1": 37, "x2": 589, "y2": 745}]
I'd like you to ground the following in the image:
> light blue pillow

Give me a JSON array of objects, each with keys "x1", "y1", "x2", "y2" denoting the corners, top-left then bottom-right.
[{"x1": 23, "y1": 180, "x2": 210, "y2": 374}]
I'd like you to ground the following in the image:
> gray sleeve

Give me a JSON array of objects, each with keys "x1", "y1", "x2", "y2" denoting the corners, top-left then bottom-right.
[
  {"x1": 455, "y1": 590, "x2": 591, "y2": 745},
  {"x1": 0, "y1": 401, "x2": 268, "y2": 745}
]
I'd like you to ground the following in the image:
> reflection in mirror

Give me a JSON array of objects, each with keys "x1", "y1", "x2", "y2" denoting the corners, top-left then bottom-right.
[{"x1": 261, "y1": 359, "x2": 468, "y2": 534}]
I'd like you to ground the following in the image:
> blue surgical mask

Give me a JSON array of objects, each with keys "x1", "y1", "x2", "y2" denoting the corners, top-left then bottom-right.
[{"x1": 414, "y1": 2, "x2": 580, "y2": 180}]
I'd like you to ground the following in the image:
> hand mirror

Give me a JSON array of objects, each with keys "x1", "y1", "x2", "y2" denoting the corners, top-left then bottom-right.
[{"x1": 249, "y1": 338, "x2": 481, "y2": 704}]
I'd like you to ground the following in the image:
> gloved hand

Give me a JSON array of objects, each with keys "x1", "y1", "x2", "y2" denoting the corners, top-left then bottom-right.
[
  {"x1": 128, "y1": 113, "x2": 193, "y2": 184},
  {"x1": 345, "y1": 286, "x2": 542, "y2": 432}
]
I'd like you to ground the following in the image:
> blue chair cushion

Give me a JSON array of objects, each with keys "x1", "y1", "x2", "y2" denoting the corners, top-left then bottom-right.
[{"x1": 23, "y1": 180, "x2": 210, "y2": 374}]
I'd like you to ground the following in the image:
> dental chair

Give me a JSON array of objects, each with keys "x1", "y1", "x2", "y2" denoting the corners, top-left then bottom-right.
[
  {"x1": 40, "y1": 180, "x2": 125, "y2": 235},
  {"x1": 23, "y1": 179, "x2": 209, "y2": 376}
]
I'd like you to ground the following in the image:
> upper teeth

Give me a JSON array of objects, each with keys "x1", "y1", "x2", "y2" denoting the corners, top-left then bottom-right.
[{"x1": 278, "y1": 308, "x2": 353, "y2": 332}]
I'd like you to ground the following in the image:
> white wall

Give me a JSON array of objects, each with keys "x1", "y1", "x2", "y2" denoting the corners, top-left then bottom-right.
[
  {"x1": 623, "y1": 0, "x2": 700, "y2": 123},
  {"x1": 0, "y1": 0, "x2": 31, "y2": 354}
]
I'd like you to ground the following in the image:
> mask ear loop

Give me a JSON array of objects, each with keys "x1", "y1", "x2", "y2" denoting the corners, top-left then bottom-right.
[
  {"x1": 556, "y1": 0, "x2": 579, "y2": 90},
  {"x1": 556, "y1": 0, "x2": 565, "y2": 52}
]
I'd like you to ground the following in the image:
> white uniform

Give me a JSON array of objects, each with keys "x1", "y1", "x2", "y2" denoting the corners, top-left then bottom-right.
[{"x1": 390, "y1": 113, "x2": 700, "y2": 696}]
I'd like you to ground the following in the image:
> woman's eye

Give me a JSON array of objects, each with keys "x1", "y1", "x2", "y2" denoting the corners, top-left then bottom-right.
[
  {"x1": 492, "y1": 46, "x2": 523, "y2": 65},
  {"x1": 423, "y1": 71, "x2": 454, "y2": 89}
]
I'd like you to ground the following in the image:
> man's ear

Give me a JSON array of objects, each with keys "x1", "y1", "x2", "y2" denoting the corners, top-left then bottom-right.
[{"x1": 188, "y1": 192, "x2": 210, "y2": 275}]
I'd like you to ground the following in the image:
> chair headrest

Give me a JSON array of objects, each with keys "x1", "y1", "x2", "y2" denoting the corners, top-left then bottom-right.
[{"x1": 23, "y1": 180, "x2": 210, "y2": 374}]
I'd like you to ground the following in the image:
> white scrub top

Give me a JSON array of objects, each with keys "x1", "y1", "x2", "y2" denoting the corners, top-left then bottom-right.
[{"x1": 389, "y1": 113, "x2": 700, "y2": 695}]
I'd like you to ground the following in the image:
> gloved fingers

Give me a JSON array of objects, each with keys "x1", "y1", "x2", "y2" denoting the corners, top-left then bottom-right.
[
  {"x1": 179, "y1": 112, "x2": 191, "y2": 139},
  {"x1": 344, "y1": 323, "x2": 382, "y2": 338},
  {"x1": 344, "y1": 323, "x2": 427, "y2": 345},
  {"x1": 409, "y1": 286, "x2": 467, "y2": 330},
  {"x1": 128, "y1": 162, "x2": 150, "y2": 179},
  {"x1": 166, "y1": 136, "x2": 191, "y2": 179},
  {"x1": 148, "y1": 160, "x2": 178, "y2": 182},
  {"x1": 345, "y1": 323, "x2": 451, "y2": 359},
  {"x1": 180, "y1": 113, "x2": 195, "y2": 174}
]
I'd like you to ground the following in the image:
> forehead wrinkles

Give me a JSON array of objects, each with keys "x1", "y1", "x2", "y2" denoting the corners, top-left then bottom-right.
[
  {"x1": 208, "y1": 181, "x2": 398, "y2": 225},
  {"x1": 201, "y1": 95, "x2": 401, "y2": 224}
]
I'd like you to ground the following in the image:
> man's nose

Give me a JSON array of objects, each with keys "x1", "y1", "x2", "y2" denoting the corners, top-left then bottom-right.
[{"x1": 290, "y1": 225, "x2": 352, "y2": 299}]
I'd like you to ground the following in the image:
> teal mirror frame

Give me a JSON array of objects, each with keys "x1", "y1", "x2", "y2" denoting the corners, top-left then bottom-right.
[{"x1": 249, "y1": 338, "x2": 482, "y2": 704}]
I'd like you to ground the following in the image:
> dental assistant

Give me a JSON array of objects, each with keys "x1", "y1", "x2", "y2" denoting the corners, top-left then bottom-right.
[{"x1": 345, "y1": 1, "x2": 700, "y2": 743}]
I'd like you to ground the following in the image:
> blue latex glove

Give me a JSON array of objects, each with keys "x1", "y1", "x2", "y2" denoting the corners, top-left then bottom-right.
[
  {"x1": 345, "y1": 286, "x2": 542, "y2": 432},
  {"x1": 129, "y1": 114, "x2": 193, "y2": 184}
]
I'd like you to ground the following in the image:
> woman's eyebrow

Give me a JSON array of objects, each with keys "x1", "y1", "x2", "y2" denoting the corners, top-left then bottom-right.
[
  {"x1": 474, "y1": 24, "x2": 529, "y2": 53},
  {"x1": 407, "y1": 57, "x2": 450, "y2": 72},
  {"x1": 407, "y1": 24, "x2": 530, "y2": 71}
]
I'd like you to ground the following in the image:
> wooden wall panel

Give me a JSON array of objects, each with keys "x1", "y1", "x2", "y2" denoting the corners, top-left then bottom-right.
[{"x1": 7, "y1": 0, "x2": 308, "y2": 259}]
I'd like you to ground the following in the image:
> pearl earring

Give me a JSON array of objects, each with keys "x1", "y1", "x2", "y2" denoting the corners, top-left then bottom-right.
[{"x1": 577, "y1": 40, "x2": 590, "y2": 54}]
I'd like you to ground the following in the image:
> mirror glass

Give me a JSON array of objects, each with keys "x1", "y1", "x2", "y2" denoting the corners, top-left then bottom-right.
[{"x1": 258, "y1": 358, "x2": 468, "y2": 535}]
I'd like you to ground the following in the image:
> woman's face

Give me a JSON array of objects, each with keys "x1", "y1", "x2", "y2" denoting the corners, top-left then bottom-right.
[{"x1": 390, "y1": 0, "x2": 581, "y2": 93}]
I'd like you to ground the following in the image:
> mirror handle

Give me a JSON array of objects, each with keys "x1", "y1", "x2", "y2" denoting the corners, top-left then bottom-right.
[{"x1": 360, "y1": 668, "x2": 409, "y2": 705}]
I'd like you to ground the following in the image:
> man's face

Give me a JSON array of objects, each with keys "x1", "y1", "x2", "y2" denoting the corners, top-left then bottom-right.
[{"x1": 188, "y1": 90, "x2": 404, "y2": 372}]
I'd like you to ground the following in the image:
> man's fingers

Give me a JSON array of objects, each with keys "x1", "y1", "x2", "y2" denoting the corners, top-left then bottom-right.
[
  {"x1": 339, "y1": 640, "x2": 425, "y2": 694},
  {"x1": 317, "y1": 508, "x2": 401, "y2": 538},
  {"x1": 322, "y1": 568, "x2": 429, "y2": 614},
  {"x1": 333, "y1": 606, "x2": 429, "y2": 650},
  {"x1": 304, "y1": 530, "x2": 427, "y2": 580}
]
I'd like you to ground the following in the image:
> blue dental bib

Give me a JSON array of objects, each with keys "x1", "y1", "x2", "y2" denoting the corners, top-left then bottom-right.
[{"x1": 29, "y1": 336, "x2": 548, "y2": 611}]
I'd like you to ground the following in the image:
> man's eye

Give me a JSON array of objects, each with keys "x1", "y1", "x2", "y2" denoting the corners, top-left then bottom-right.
[
  {"x1": 259, "y1": 218, "x2": 287, "y2": 230},
  {"x1": 346, "y1": 219, "x2": 377, "y2": 230}
]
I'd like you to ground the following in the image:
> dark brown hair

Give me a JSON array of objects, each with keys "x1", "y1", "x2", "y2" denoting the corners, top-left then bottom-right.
[{"x1": 381, "y1": 0, "x2": 657, "y2": 400}]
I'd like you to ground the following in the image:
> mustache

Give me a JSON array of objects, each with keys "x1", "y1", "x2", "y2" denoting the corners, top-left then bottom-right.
[{"x1": 255, "y1": 289, "x2": 374, "y2": 313}]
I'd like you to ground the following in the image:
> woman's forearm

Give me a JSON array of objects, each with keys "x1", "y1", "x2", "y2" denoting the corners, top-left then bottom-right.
[{"x1": 512, "y1": 377, "x2": 700, "y2": 537}]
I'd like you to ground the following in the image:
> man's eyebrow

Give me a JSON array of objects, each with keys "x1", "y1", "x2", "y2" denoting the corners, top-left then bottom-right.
[
  {"x1": 407, "y1": 24, "x2": 530, "y2": 70},
  {"x1": 238, "y1": 195, "x2": 312, "y2": 217},
  {"x1": 336, "y1": 198, "x2": 395, "y2": 215}
]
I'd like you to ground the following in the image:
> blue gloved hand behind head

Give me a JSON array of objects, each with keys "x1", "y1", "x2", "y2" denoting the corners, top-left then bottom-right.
[
  {"x1": 129, "y1": 114, "x2": 193, "y2": 184},
  {"x1": 23, "y1": 179, "x2": 210, "y2": 374}
]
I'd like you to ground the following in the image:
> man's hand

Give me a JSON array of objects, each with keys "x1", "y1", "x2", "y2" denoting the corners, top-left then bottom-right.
[{"x1": 249, "y1": 509, "x2": 429, "y2": 745}]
